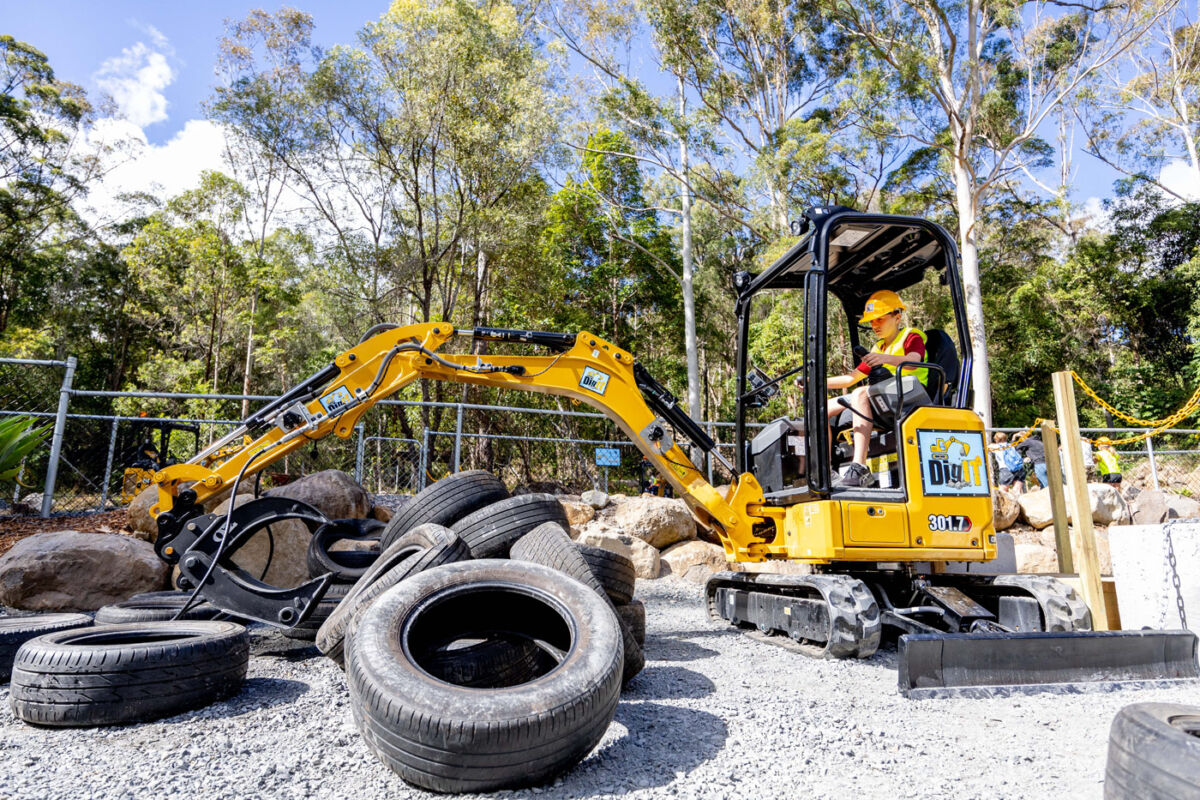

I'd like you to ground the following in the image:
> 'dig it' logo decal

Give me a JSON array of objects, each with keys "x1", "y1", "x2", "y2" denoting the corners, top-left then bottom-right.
[
  {"x1": 579, "y1": 367, "x2": 611, "y2": 395},
  {"x1": 917, "y1": 430, "x2": 990, "y2": 497}
]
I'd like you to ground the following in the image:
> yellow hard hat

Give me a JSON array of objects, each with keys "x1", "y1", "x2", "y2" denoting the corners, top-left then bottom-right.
[
  {"x1": 1097, "y1": 436, "x2": 1112, "y2": 446},
  {"x1": 860, "y1": 290, "x2": 906, "y2": 323}
]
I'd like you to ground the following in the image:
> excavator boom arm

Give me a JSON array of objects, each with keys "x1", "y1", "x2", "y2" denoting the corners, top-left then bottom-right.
[{"x1": 152, "y1": 322, "x2": 770, "y2": 561}]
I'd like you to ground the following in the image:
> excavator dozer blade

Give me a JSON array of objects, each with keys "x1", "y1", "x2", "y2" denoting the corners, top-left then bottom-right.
[{"x1": 899, "y1": 630, "x2": 1199, "y2": 699}]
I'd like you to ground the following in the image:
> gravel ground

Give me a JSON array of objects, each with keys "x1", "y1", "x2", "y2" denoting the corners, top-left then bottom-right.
[{"x1": 1, "y1": 577, "x2": 1197, "y2": 800}]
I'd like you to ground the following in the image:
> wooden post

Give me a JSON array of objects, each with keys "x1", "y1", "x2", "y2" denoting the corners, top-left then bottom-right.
[
  {"x1": 1051, "y1": 371, "x2": 1110, "y2": 630},
  {"x1": 1040, "y1": 422, "x2": 1073, "y2": 574}
]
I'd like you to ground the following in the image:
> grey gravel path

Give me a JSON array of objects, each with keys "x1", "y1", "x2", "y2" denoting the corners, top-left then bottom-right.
[{"x1": 1, "y1": 577, "x2": 1196, "y2": 800}]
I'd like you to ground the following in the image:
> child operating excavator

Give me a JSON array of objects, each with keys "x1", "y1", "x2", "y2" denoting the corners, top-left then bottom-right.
[{"x1": 826, "y1": 289, "x2": 928, "y2": 487}]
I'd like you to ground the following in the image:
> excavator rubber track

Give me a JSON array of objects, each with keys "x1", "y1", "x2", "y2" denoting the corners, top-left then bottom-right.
[{"x1": 705, "y1": 571, "x2": 881, "y2": 659}]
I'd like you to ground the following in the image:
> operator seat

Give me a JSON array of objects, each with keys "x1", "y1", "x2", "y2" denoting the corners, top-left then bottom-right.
[{"x1": 922, "y1": 328, "x2": 959, "y2": 405}]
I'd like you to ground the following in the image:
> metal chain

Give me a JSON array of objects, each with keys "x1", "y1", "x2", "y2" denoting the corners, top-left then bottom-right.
[{"x1": 1163, "y1": 519, "x2": 1191, "y2": 630}]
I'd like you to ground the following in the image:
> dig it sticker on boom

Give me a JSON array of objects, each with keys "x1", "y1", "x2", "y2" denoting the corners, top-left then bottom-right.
[
  {"x1": 579, "y1": 367, "x2": 611, "y2": 395},
  {"x1": 916, "y1": 430, "x2": 991, "y2": 497}
]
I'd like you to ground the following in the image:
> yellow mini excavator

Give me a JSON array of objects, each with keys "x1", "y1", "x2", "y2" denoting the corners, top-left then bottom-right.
[{"x1": 147, "y1": 207, "x2": 1197, "y2": 697}]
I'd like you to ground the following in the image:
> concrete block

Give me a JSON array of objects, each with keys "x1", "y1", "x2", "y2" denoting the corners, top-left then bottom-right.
[{"x1": 1108, "y1": 522, "x2": 1200, "y2": 631}]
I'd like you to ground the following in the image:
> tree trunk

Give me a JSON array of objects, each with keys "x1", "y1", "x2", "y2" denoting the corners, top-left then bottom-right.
[
  {"x1": 241, "y1": 290, "x2": 257, "y2": 419},
  {"x1": 951, "y1": 158, "x2": 993, "y2": 427},
  {"x1": 678, "y1": 77, "x2": 701, "y2": 417}
]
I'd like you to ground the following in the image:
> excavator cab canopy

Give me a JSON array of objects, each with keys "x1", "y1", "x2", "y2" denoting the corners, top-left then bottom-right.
[{"x1": 732, "y1": 206, "x2": 974, "y2": 496}]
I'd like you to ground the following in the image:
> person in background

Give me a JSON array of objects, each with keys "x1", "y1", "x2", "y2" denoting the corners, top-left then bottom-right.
[
  {"x1": 1095, "y1": 436, "x2": 1122, "y2": 487},
  {"x1": 1080, "y1": 437, "x2": 1095, "y2": 481},
  {"x1": 1017, "y1": 432, "x2": 1049, "y2": 489},
  {"x1": 992, "y1": 432, "x2": 1026, "y2": 493}
]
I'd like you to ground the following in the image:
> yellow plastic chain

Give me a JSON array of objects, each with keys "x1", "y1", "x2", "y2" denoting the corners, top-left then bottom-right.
[
  {"x1": 1070, "y1": 370, "x2": 1200, "y2": 429},
  {"x1": 991, "y1": 374, "x2": 1200, "y2": 450}
]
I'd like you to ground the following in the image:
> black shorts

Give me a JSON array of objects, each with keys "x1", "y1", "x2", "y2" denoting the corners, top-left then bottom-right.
[{"x1": 1100, "y1": 473, "x2": 1122, "y2": 484}]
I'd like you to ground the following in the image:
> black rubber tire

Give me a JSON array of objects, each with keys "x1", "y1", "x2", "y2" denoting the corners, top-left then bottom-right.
[
  {"x1": 509, "y1": 523, "x2": 644, "y2": 684},
  {"x1": 380, "y1": 471, "x2": 509, "y2": 549},
  {"x1": 346, "y1": 559, "x2": 623, "y2": 792},
  {"x1": 94, "y1": 595, "x2": 225, "y2": 624},
  {"x1": 452, "y1": 493, "x2": 569, "y2": 558},
  {"x1": 306, "y1": 518, "x2": 385, "y2": 581},
  {"x1": 281, "y1": 582, "x2": 353, "y2": 641},
  {"x1": 1105, "y1": 702, "x2": 1200, "y2": 799},
  {"x1": 422, "y1": 634, "x2": 547, "y2": 688},
  {"x1": 576, "y1": 544, "x2": 636, "y2": 605},
  {"x1": 0, "y1": 614, "x2": 93, "y2": 683},
  {"x1": 317, "y1": 524, "x2": 471, "y2": 666},
  {"x1": 10, "y1": 621, "x2": 249, "y2": 727},
  {"x1": 615, "y1": 599, "x2": 646, "y2": 648}
]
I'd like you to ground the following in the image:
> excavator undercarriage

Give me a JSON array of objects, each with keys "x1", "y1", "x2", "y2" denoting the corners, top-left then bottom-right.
[{"x1": 146, "y1": 207, "x2": 1199, "y2": 697}]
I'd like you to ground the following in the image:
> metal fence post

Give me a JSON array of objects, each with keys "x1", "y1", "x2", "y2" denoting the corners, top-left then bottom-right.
[
  {"x1": 354, "y1": 424, "x2": 365, "y2": 483},
  {"x1": 98, "y1": 416, "x2": 120, "y2": 511},
  {"x1": 1146, "y1": 435, "x2": 1160, "y2": 491},
  {"x1": 420, "y1": 429, "x2": 429, "y2": 490},
  {"x1": 453, "y1": 403, "x2": 464, "y2": 472},
  {"x1": 706, "y1": 422, "x2": 715, "y2": 484},
  {"x1": 41, "y1": 356, "x2": 76, "y2": 517}
]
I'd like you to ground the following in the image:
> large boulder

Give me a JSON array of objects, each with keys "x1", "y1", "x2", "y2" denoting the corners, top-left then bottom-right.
[
  {"x1": 559, "y1": 500, "x2": 596, "y2": 532},
  {"x1": 0, "y1": 531, "x2": 167, "y2": 611},
  {"x1": 993, "y1": 488, "x2": 1021, "y2": 531},
  {"x1": 209, "y1": 494, "x2": 313, "y2": 589},
  {"x1": 577, "y1": 527, "x2": 661, "y2": 579},
  {"x1": 660, "y1": 541, "x2": 728, "y2": 582},
  {"x1": 1014, "y1": 542, "x2": 1058, "y2": 574},
  {"x1": 1012, "y1": 527, "x2": 1112, "y2": 575},
  {"x1": 1018, "y1": 489, "x2": 1054, "y2": 530},
  {"x1": 1129, "y1": 490, "x2": 1200, "y2": 524},
  {"x1": 126, "y1": 485, "x2": 160, "y2": 539},
  {"x1": 1084, "y1": 483, "x2": 1130, "y2": 526},
  {"x1": 613, "y1": 496, "x2": 697, "y2": 550},
  {"x1": 581, "y1": 489, "x2": 610, "y2": 509},
  {"x1": 266, "y1": 469, "x2": 370, "y2": 520}
]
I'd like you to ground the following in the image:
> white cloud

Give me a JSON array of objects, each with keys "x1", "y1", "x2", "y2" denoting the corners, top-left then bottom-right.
[
  {"x1": 1159, "y1": 159, "x2": 1200, "y2": 201},
  {"x1": 80, "y1": 119, "x2": 229, "y2": 224},
  {"x1": 1081, "y1": 195, "x2": 1112, "y2": 233},
  {"x1": 94, "y1": 41, "x2": 175, "y2": 128}
]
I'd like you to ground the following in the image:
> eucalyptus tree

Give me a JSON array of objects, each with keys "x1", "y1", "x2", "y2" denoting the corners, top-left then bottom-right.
[
  {"x1": 830, "y1": 0, "x2": 1173, "y2": 425},
  {"x1": 1083, "y1": 4, "x2": 1200, "y2": 199},
  {"x1": 0, "y1": 36, "x2": 97, "y2": 337}
]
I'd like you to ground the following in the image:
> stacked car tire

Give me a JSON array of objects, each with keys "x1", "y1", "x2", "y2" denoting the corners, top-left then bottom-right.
[
  {"x1": 2, "y1": 470, "x2": 642, "y2": 792},
  {"x1": 316, "y1": 471, "x2": 646, "y2": 792},
  {"x1": 3, "y1": 609, "x2": 250, "y2": 728}
]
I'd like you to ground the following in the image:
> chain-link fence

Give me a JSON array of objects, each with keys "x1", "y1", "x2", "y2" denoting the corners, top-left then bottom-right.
[
  {"x1": 990, "y1": 427, "x2": 1200, "y2": 498},
  {"x1": 5, "y1": 353, "x2": 1200, "y2": 517}
]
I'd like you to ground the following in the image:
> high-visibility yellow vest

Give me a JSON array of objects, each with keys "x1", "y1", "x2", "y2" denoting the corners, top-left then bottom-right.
[
  {"x1": 1096, "y1": 448, "x2": 1120, "y2": 476},
  {"x1": 872, "y1": 327, "x2": 928, "y2": 386}
]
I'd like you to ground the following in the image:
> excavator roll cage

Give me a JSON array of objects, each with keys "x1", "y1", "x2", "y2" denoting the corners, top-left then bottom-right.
[{"x1": 732, "y1": 205, "x2": 974, "y2": 495}]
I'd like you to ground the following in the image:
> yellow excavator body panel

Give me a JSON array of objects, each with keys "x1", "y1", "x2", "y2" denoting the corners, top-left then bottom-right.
[{"x1": 751, "y1": 404, "x2": 996, "y2": 564}]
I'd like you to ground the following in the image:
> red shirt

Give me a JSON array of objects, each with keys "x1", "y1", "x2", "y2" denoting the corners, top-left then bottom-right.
[{"x1": 856, "y1": 332, "x2": 926, "y2": 376}]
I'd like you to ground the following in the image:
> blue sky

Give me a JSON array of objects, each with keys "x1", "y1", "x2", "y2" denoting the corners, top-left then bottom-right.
[
  {"x1": 2, "y1": 2, "x2": 385, "y2": 146},
  {"x1": 2, "y1": 1, "x2": 1186, "y2": 217}
]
